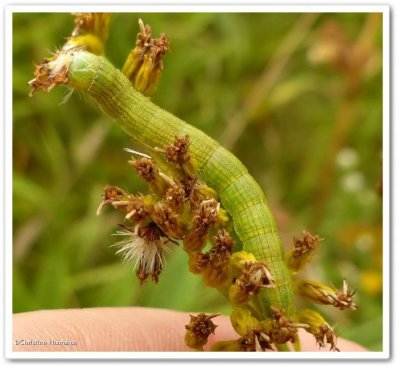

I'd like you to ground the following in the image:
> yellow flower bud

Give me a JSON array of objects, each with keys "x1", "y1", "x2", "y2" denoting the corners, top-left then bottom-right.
[
  {"x1": 122, "y1": 49, "x2": 142, "y2": 82},
  {"x1": 229, "y1": 251, "x2": 256, "y2": 277},
  {"x1": 230, "y1": 307, "x2": 261, "y2": 336}
]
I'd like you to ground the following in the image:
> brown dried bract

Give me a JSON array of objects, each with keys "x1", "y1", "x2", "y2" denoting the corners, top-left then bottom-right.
[
  {"x1": 165, "y1": 135, "x2": 191, "y2": 166},
  {"x1": 130, "y1": 157, "x2": 158, "y2": 182}
]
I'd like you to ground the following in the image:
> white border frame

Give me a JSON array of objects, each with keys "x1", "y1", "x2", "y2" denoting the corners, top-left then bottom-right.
[{"x1": 3, "y1": 2, "x2": 390, "y2": 360}]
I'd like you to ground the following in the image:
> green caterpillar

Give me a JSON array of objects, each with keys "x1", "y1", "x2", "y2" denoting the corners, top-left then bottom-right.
[{"x1": 69, "y1": 50, "x2": 295, "y2": 316}]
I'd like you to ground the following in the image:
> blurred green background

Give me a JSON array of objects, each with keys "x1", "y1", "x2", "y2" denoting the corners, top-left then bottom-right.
[{"x1": 13, "y1": 13, "x2": 383, "y2": 350}]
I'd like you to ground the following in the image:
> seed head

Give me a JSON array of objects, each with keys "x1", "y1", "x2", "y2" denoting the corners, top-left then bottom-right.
[{"x1": 112, "y1": 223, "x2": 170, "y2": 284}]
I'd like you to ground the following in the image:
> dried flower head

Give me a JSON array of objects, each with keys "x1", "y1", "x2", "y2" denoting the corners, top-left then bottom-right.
[
  {"x1": 185, "y1": 313, "x2": 219, "y2": 350},
  {"x1": 297, "y1": 309, "x2": 339, "y2": 351},
  {"x1": 29, "y1": 49, "x2": 74, "y2": 96},
  {"x1": 188, "y1": 251, "x2": 210, "y2": 275},
  {"x1": 112, "y1": 223, "x2": 171, "y2": 283},
  {"x1": 239, "y1": 329, "x2": 272, "y2": 352},
  {"x1": 297, "y1": 279, "x2": 357, "y2": 311},
  {"x1": 122, "y1": 19, "x2": 169, "y2": 95},
  {"x1": 202, "y1": 235, "x2": 233, "y2": 287},
  {"x1": 193, "y1": 199, "x2": 220, "y2": 232},
  {"x1": 130, "y1": 157, "x2": 158, "y2": 182},
  {"x1": 229, "y1": 261, "x2": 275, "y2": 305},
  {"x1": 292, "y1": 230, "x2": 322, "y2": 257},
  {"x1": 71, "y1": 13, "x2": 112, "y2": 41},
  {"x1": 163, "y1": 184, "x2": 186, "y2": 212},
  {"x1": 184, "y1": 199, "x2": 221, "y2": 252},
  {"x1": 213, "y1": 228, "x2": 235, "y2": 251},
  {"x1": 152, "y1": 203, "x2": 185, "y2": 239},
  {"x1": 334, "y1": 280, "x2": 358, "y2": 310},
  {"x1": 96, "y1": 185, "x2": 127, "y2": 215},
  {"x1": 165, "y1": 135, "x2": 191, "y2": 167},
  {"x1": 287, "y1": 230, "x2": 323, "y2": 272},
  {"x1": 266, "y1": 307, "x2": 298, "y2": 345}
]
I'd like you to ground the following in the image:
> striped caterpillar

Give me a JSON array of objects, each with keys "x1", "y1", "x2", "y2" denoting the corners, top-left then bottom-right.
[{"x1": 29, "y1": 14, "x2": 357, "y2": 351}]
